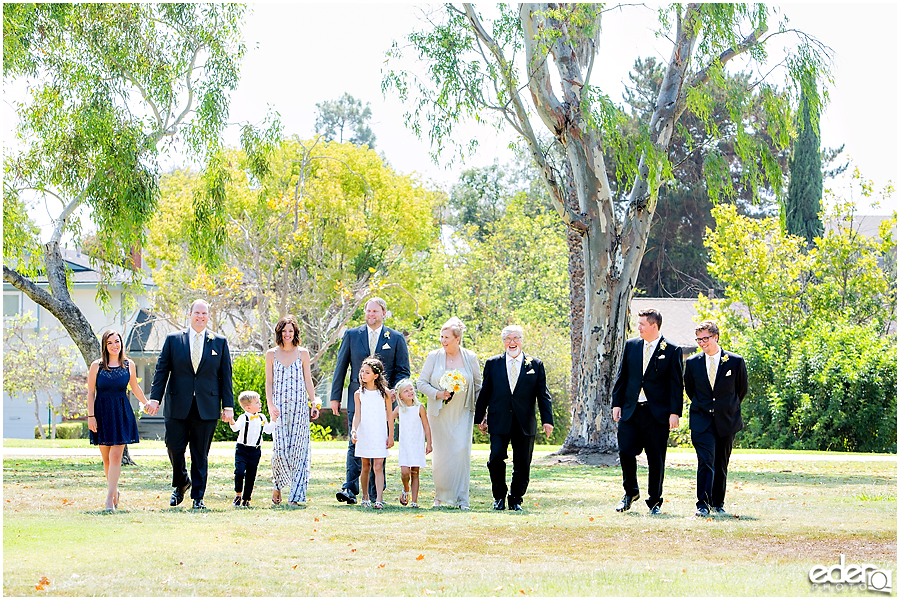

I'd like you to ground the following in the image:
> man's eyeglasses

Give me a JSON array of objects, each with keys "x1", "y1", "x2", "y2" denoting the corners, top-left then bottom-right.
[{"x1": 695, "y1": 335, "x2": 714, "y2": 344}]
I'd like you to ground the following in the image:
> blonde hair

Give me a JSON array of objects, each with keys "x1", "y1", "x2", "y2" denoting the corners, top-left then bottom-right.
[
  {"x1": 394, "y1": 378, "x2": 420, "y2": 412},
  {"x1": 238, "y1": 390, "x2": 260, "y2": 408},
  {"x1": 441, "y1": 317, "x2": 466, "y2": 340}
]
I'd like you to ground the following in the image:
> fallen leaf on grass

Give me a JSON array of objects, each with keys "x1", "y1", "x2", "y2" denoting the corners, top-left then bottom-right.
[
  {"x1": 493, "y1": 586, "x2": 504, "y2": 591},
  {"x1": 416, "y1": 554, "x2": 425, "y2": 561},
  {"x1": 415, "y1": 514, "x2": 424, "y2": 518},
  {"x1": 292, "y1": 565, "x2": 298, "y2": 570},
  {"x1": 377, "y1": 563, "x2": 385, "y2": 569},
  {"x1": 35, "y1": 576, "x2": 50, "y2": 590},
  {"x1": 314, "y1": 517, "x2": 319, "y2": 522},
  {"x1": 589, "y1": 517, "x2": 594, "y2": 522},
  {"x1": 350, "y1": 548, "x2": 357, "y2": 553},
  {"x1": 682, "y1": 569, "x2": 686, "y2": 573}
]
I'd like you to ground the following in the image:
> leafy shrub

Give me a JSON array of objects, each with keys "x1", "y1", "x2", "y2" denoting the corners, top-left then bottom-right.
[
  {"x1": 215, "y1": 353, "x2": 266, "y2": 442},
  {"x1": 735, "y1": 320, "x2": 896, "y2": 453},
  {"x1": 35, "y1": 422, "x2": 85, "y2": 439},
  {"x1": 310, "y1": 423, "x2": 333, "y2": 442}
]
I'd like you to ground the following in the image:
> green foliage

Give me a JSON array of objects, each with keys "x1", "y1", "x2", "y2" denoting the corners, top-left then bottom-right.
[
  {"x1": 35, "y1": 423, "x2": 86, "y2": 440},
  {"x1": 315, "y1": 93, "x2": 376, "y2": 148},
  {"x1": 149, "y1": 139, "x2": 440, "y2": 363},
  {"x1": 214, "y1": 353, "x2": 266, "y2": 442},
  {"x1": 700, "y1": 183, "x2": 897, "y2": 452},
  {"x1": 310, "y1": 423, "x2": 333, "y2": 442},
  {"x1": 3, "y1": 313, "x2": 84, "y2": 439},
  {"x1": 734, "y1": 320, "x2": 896, "y2": 453},
  {"x1": 785, "y1": 88, "x2": 824, "y2": 244}
]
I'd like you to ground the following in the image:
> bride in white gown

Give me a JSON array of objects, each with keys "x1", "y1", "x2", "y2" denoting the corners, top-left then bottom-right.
[{"x1": 417, "y1": 317, "x2": 482, "y2": 509}]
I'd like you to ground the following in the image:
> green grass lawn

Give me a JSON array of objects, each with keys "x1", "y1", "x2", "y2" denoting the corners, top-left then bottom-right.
[{"x1": 3, "y1": 442, "x2": 896, "y2": 596}]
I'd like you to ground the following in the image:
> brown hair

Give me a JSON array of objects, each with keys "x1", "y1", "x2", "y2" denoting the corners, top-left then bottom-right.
[
  {"x1": 638, "y1": 308, "x2": 662, "y2": 329},
  {"x1": 695, "y1": 320, "x2": 720, "y2": 337},
  {"x1": 360, "y1": 357, "x2": 390, "y2": 399},
  {"x1": 275, "y1": 315, "x2": 301, "y2": 348},
  {"x1": 100, "y1": 329, "x2": 128, "y2": 371}
]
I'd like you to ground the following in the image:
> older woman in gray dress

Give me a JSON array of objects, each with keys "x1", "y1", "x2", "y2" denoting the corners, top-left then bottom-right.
[{"x1": 417, "y1": 317, "x2": 482, "y2": 509}]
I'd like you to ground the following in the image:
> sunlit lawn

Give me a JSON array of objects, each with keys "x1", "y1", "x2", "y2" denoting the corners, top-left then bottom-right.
[{"x1": 3, "y1": 441, "x2": 896, "y2": 596}]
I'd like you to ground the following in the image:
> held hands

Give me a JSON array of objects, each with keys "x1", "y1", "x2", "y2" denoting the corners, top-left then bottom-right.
[
  {"x1": 542, "y1": 423, "x2": 554, "y2": 439},
  {"x1": 270, "y1": 406, "x2": 281, "y2": 421},
  {"x1": 668, "y1": 414, "x2": 680, "y2": 430},
  {"x1": 221, "y1": 408, "x2": 235, "y2": 425},
  {"x1": 612, "y1": 407, "x2": 622, "y2": 422},
  {"x1": 145, "y1": 400, "x2": 160, "y2": 416}
]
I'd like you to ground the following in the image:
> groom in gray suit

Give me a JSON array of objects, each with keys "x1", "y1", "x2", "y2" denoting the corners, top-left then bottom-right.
[{"x1": 330, "y1": 297, "x2": 410, "y2": 504}]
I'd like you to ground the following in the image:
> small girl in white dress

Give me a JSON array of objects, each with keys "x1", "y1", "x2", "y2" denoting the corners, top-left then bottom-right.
[
  {"x1": 390, "y1": 378, "x2": 432, "y2": 508},
  {"x1": 350, "y1": 357, "x2": 394, "y2": 508}
]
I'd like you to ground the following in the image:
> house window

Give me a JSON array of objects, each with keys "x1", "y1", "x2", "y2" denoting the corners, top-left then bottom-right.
[{"x1": 3, "y1": 294, "x2": 19, "y2": 317}]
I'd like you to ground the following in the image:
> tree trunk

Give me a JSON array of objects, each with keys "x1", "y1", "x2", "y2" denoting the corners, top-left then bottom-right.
[
  {"x1": 3, "y1": 241, "x2": 101, "y2": 368},
  {"x1": 34, "y1": 393, "x2": 45, "y2": 440}
]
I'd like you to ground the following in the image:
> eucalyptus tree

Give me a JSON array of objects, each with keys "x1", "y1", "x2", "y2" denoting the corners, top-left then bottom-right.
[
  {"x1": 314, "y1": 93, "x2": 377, "y2": 148},
  {"x1": 384, "y1": 4, "x2": 831, "y2": 452},
  {"x1": 3, "y1": 3, "x2": 272, "y2": 367}
]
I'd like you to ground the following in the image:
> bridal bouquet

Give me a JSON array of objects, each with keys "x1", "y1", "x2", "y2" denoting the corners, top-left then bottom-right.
[{"x1": 438, "y1": 369, "x2": 467, "y2": 404}]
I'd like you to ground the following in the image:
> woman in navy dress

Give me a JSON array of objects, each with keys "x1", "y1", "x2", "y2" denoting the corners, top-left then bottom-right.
[{"x1": 87, "y1": 329, "x2": 150, "y2": 511}]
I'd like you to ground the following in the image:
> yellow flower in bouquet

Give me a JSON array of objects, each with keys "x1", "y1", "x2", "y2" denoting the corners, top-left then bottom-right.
[{"x1": 438, "y1": 369, "x2": 467, "y2": 404}]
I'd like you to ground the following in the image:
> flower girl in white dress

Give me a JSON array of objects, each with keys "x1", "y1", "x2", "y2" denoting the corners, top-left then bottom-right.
[
  {"x1": 391, "y1": 379, "x2": 433, "y2": 508},
  {"x1": 350, "y1": 357, "x2": 394, "y2": 508}
]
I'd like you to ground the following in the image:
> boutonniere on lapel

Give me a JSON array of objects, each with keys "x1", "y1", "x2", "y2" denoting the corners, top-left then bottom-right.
[
  {"x1": 721, "y1": 354, "x2": 729, "y2": 364},
  {"x1": 524, "y1": 356, "x2": 535, "y2": 374},
  {"x1": 657, "y1": 341, "x2": 667, "y2": 360},
  {"x1": 206, "y1": 332, "x2": 215, "y2": 342},
  {"x1": 383, "y1": 330, "x2": 391, "y2": 340}
]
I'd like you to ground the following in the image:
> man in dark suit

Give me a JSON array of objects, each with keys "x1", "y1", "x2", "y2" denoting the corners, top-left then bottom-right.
[
  {"x1": 330, "y1": 297, "x2": 410, "y2": 504},
  {"x1": 611, "y1": 308, "x2": 683, "y2": 514},
  {"x1": 684, "y1": 320, "x2": 748, "y2": 517},
  {"x1": 146, "y1": 299, "x2": 233, "y2": 510},
  {"x1": 474, "y1": 325, "x2": 553, "y2": 512}
]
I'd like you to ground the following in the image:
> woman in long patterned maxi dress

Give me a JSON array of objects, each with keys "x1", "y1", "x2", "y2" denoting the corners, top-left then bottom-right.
[{"x1": 265, "y1": 315, "x2": 321, "y2": 506}]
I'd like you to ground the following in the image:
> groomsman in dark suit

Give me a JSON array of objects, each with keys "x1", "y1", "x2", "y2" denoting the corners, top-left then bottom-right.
[
  {"x1": 146, "y1": 299, "x2": 234, "y2": 510},
  {"x1": 330, "y1": 297, "x2": 410, "y2": 504},
  {"x1": 611, "y1": 308, "x2": 683, "y2": 514},
  {"x1": 475, "y1": 325, "x2": 554, "y2": 512},
  {"x1": 684, "y1": 320, "x2": 748, "y2": 517}
]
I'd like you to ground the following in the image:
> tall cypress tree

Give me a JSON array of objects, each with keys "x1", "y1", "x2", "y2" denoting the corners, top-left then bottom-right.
[{"x1": 785, "y1": 88, "x2": 824, "y2": 244}]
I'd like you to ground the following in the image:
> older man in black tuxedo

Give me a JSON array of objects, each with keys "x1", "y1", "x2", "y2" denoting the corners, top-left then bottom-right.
[
  {"x1": 684, "y1": 320, "x2": 748, "y2": 517},
  {"x1": 330, "y1": 297, "x2": 410, "y2": 505},
  {"x1": 475, "y1": 325, "x2": 553, "y2": 512},
  {"x1": 611, "y1": 308, "x2": 684, "y2": 514},
  {"x1": 146, "y1": 299, "x2": 234, "y2": 510}
]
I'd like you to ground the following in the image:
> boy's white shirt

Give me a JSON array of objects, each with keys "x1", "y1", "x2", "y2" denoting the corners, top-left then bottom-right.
[{"x1": 230, "y1": 411, "x2": 277, "y2": 446}]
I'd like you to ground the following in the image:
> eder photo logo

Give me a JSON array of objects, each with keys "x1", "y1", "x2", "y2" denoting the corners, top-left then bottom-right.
[{"x1": 809, "y1": 555, "x2": 892, "y2": 594}]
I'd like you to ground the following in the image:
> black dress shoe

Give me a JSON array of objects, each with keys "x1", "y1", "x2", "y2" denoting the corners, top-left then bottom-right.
[
  {"x1": 509, "y1": 503, "x2": 523, "y2": 512},
  {"x1": 615, "y1": 493, "x2": 639, "y2": 512},
  {"x1": 712, "y1": 506, "x2": 727, "y2": 515},
  {"x1": 695, "y1": 506, "x2": 710, "y2": 517},
  {"x1": 336, "y1": 488, "x2": 357, "y2": 505},
  {"x1": 649, "y1": 505, "x2": 661, "y2": 515},
  {"x1": 192, "y1": 499, "x2": 207, "y2": 510},
  {"x1": 492, "y1": 498, "x2": 505, "y2": 510},
  {"x1": 170, "y1": 482, "x2": 191, "y2": 507}
]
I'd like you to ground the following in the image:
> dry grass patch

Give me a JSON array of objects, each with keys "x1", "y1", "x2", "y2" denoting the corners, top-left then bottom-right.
[{"x1": 3, "y1": 445, "x2": 895, "y2": 596}]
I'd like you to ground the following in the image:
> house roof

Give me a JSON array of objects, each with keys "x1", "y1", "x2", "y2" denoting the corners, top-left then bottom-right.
[
  {"x1": 631, "y1": 297, "x2": 704, "y2": 350},
  {"x1": 126, "y1": 308, "x2": 182, "y2": 355}
]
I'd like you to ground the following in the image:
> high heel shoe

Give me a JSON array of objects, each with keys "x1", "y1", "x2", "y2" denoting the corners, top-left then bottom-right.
[{"x1": 114, "y1": 491, "x2": 120, "y2": 509}]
